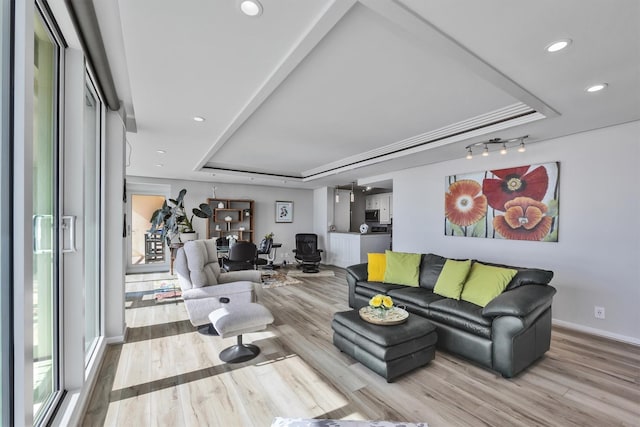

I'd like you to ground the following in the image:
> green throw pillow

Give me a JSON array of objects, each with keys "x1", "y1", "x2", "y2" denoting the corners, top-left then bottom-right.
[
  {"x1": 460, "y1": 263, "x2": 518, "y2": 307},
  {"x1": 383, "y1": 250, "x2": 421, "y2": 287},
  {"x1": 433, "y1": 259, "x2": 472, "y2": 300}
]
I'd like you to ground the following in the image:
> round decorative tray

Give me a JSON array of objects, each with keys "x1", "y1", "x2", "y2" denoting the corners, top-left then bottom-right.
[{"x1": 359, "y1": 306, "x2": 409, "y2": 325}]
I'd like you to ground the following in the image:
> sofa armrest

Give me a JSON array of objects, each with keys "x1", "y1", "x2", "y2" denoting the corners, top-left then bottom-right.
[
  {"x1": 182, "y1": 280, "x2": 255, "y2": 300},
  {"x1": 483, "y1": 284, "x2": 556, "y2": 318},
  {"x1": 346, "y1": 263, "x2": 368, "y2": 282},
  {"x1": 218, "y1": 269, "x2": 261, "y2": 284},
  {"x1": 345, "y1": 263, "x2": 368, "y2": 308}
]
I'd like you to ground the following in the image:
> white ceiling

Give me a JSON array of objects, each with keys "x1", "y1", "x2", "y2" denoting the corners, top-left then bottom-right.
[{"x1": 96, "y1": 0, "x2": 640, "y2": 190}]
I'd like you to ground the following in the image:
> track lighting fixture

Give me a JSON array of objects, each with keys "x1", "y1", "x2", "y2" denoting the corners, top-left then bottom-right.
[
  {"x1": 464, "y1": 136, "x2": 528, "y2": 159},
  {"x1": 518, "y1": 141, "x2": 526, "y2": 153}
]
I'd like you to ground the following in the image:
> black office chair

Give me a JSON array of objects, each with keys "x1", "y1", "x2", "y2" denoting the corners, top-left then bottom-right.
[
  {"x1": 255, "y1": 237, "x2": 273, "y2": 269},
  {"x1": 222, "y1": 241, "x2": 257, "y2": 272},
  {"x1": 293, "y1": 233, "x2": 323, "y2": 273}
]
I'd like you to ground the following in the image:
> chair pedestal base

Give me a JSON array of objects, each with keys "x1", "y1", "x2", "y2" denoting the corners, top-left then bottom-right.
[{"x1": 219, "y1": 335, "x2": 260, "y2": 363}]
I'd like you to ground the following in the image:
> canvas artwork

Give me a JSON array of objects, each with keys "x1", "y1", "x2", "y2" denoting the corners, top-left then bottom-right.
[{"x1": 445, "y1": 162, "x2": 559, "y2": 241}]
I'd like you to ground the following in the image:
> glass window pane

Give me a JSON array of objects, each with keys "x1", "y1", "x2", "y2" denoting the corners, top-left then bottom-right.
[{"x1": 33, "y1": 10, "x2": 59, "y2": 420}]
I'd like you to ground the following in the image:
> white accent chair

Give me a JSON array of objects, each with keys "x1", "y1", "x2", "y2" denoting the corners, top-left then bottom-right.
[{"x1": 174, "y1": 239, "x2": 262, "y2": 327}]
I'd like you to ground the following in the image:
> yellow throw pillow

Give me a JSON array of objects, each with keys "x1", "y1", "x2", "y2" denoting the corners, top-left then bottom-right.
[
  {"x1": 460, "y1": 263, "x2": 518, "y2": 307},
  {"x1": 433, "y1": 259, "x2": 472, "y2": 300},
  {"x1": 367, "y1": 253, "x2": 386, "y2": 282},
  {"x1": 383, "y1": 250, "x2": 421, "y2": 287}
]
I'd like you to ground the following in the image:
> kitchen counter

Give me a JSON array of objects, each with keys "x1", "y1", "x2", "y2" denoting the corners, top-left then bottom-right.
[{"x1": 328, "y1": 232, "x2": 391, "y2": 268}]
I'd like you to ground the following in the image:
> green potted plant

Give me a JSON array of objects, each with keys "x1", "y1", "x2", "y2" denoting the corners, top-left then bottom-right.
[{"x1": 149, "y1": 188, "x2": 213, "y2": 246}]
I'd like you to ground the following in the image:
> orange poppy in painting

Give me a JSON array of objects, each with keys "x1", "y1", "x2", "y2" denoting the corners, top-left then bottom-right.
[
  {"x1": 445, "y1": 180, "x2": 487, "y2": 227},
  {"x1": 483, "y1": 165, "x2": 549, "y2": 211},
  {"x1": 493, "y1": 197, "x2": 553, "y2": 241}
]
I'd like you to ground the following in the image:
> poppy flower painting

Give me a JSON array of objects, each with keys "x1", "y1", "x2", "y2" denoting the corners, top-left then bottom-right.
[{"x1": 445, "y1": 162, "x2": 559, "y2": 241}]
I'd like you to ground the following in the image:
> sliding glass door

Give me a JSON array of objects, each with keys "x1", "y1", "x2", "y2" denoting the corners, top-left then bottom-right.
[
  {"x1": 0, "y1": 0, "x2": 11, "y2": 424},
  {"x1": 83, "y1": 76, "x2": 101, "y2": 363},
  {"x1": 32, "y1": 7, "x2": 62, "y2": 422}
]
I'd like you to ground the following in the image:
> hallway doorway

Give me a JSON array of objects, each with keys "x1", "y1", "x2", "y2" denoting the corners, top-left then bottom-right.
[{"x1": 126, "y1": 183, "x2": 170, "y2": 273}]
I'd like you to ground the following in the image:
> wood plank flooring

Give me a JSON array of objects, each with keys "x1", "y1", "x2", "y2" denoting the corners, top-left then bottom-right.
[{"x1": 83, "y1": 267, "x2": 640, "y2": 427}]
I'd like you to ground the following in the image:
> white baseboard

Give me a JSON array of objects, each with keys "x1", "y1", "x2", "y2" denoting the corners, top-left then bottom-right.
[
  {"x1": 105, "y1": 325, "x2": 128, "y2": 344},
  {"x1": 552, "y1": 319, "x2": 640, "y2": 346}
]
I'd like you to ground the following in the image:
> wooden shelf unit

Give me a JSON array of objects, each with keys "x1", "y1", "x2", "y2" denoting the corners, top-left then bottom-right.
[{"x1": 205, "y1": 198, "x2": 255, "y2": 243}]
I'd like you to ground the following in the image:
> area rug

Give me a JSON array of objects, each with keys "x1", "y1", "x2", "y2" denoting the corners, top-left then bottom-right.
[
  {"x1": 154, "y1": 289, "x2": 182, "y2": 301},
  {"x1": 286, "y1": 269, "x2": 335, "y2": 278},
  {"x1": 261, "y1": 271, "x2": 302, "y2": 288},
  {"x1": 153, "y1": 282, "x2": 182, "y2": 301}
]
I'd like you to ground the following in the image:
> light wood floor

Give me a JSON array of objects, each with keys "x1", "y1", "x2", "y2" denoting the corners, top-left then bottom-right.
[{"x1": 83, "y1": 267, "x2": 640, "y2": 427}]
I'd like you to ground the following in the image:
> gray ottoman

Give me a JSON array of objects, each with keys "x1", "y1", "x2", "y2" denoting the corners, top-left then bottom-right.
[
  {"x1": 209, "y1": 302, "x2": 274, "y2": 363},
  {"x1": 332, "y1": 310, "x2": 437, "y2": 382}
]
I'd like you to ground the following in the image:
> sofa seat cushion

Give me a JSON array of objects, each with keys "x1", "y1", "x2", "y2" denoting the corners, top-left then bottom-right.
[
  {"x1": 428, "y1": 298, "x2": 492, "y2": 339},
  {"x1": 387, "y1": 287, "x2": 446, "y2": 309},
  {"x1": 355, "y1": 281, "x2": 406, "y2": 299}
]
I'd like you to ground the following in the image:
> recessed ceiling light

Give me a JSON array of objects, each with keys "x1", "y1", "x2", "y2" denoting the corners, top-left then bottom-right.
[
  {"x1": 240, "y1": 0, "x2": 262, "y2": 17},
  {"x1": 546, "y1": 39, "x2": 572, "y2": 53},
  {"x1": 155, "y1": 164, "x2": 164, "y2": 167},
  {"x1": 193, "y1": 116, "x2": 205, "y2": 122},
  {"x1": 156, "y1": 149, "x2": 166, "y2": 154},
  {"x1": 586, "y1": 83, "x2": 608, "y2": 93}
]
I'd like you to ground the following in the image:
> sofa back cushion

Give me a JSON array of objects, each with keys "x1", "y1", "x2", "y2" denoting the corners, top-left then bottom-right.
[
  {"x1": 184, "y1": 239, "x2": 220, "y2": 288},
  {"x1": 419, "y1": 253, "x2": 447, "y2": 290},
  {"x1": 481, "y1": 261, "x2": 554, "y2": 290}
]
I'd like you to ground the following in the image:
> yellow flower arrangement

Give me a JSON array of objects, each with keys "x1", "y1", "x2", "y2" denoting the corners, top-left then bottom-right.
[{"x1": 369, "y1": 294, "x2": 394, "y2": 318}]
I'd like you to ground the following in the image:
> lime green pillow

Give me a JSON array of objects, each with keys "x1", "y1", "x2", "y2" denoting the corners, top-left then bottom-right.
[
  {"x1": 433, "y1": 259, "x2": 472, "y2": 300},
  {"x1": 460, "y1": 263, "x2": 518, "y2": 307},
  {"x1": 383, "y1": 250, "x2": 421, "y2": 287},
  {"x1": 367, "y1": 253, "x2": 386, "y2": 282}
]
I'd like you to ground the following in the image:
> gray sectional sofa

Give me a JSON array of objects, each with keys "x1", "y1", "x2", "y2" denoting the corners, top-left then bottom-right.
[{"x1": 346, "y1": 253, "x2": 556, "y2": 377}]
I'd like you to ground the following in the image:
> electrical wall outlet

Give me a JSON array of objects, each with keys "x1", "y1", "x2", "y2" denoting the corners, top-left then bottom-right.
[{"x1": 594, "y1": 306, "x2": 605, "y2": 319}]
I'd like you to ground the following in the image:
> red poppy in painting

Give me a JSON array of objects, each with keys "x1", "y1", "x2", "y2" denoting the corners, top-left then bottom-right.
[
  {"x1": 445, "y1": 180, "x2": 487, "y2": 227},
  {"x1": 493, "y1": 197, "x2": 552, "y2": 241},
  {"x1": 483, "y1": 165, "x2": 549, "y2": 211}
]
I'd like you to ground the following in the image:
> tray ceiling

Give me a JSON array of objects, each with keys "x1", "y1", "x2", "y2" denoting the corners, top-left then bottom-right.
[{"x1": 99, "y1": 0, "x2": 640, "y2": 188}]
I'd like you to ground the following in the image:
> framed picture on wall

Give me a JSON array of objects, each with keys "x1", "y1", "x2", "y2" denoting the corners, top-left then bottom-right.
[{"x1": 275, "y1": 201, "x2": 293, "y2": 223}]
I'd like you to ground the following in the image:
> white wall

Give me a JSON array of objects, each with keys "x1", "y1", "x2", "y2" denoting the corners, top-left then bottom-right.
[
  {"x1": 104, "y1": 111, "x2": 127, "y2": 342},
  {"x1": 126, "y1": 177, "x2": 315, "y2": 265},
  {"x1": 391, "y1": 121, "x2": 640, "y2": 343}
]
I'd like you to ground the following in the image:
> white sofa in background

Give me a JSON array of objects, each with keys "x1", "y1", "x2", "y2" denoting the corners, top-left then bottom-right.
[{"x1": 174, "y1": 239, "x2": 262, "y2": 327}]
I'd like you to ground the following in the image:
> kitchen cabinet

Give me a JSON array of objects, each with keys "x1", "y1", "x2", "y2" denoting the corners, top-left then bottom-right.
[{"x1": 365, "y1": 192, "x2": 392, "y2": 224}]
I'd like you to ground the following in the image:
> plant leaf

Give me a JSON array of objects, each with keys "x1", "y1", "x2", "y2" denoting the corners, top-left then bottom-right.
[
  {"x1": 546, "y1": 199, "x2": 559, "y2": 217},
  {"x1": 471, "y1": 219, "x2": 486, "y2": 238},
  {"x1": 451, "y1": 224, "x2": 464, "y2": 236}
]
